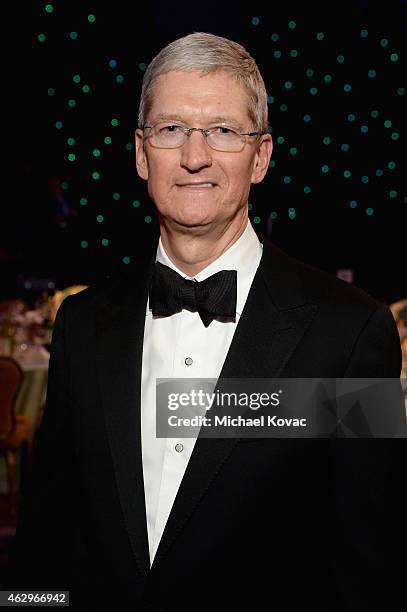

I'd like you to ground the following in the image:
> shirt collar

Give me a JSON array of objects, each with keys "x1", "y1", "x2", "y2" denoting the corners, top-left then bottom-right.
[{"x1": 154, "y1": 220, "x2": 262, "y2": 317}]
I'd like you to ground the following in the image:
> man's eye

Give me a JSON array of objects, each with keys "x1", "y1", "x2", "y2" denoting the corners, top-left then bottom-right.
[
  {"x1": 214, "y1": 126, "x2": 236, "y2": 136},
  {"x1": 160, "y1": 125, "x2": 181, "y2": 133}
]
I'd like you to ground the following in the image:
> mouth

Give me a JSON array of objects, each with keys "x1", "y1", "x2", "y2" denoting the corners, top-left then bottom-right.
[{"x1": 176, "y1": 182, "x2": 217, "y2": 189}]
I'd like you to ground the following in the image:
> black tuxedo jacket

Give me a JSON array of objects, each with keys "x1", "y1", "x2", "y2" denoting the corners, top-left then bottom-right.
[{"x1": 8, "y1": 239, "x2": 405, "y2": 611}]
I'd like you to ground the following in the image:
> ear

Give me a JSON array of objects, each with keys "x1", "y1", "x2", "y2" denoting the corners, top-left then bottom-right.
[
  {"x1": 135, "y1": 129, "x2": 149, "y2": 180},
  {"x1": 251, "y1": 134, "x2": 273, "y2": 184}
]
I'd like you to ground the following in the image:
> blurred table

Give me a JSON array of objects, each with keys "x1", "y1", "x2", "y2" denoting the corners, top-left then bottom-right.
[{"x1": 13, "y1": 345, "x2": 49, "y2": 443}]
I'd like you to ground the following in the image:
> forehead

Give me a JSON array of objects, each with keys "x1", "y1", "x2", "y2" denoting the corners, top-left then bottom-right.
[{"x1": 148, "y1": 70, "x2": 251, "y2": 125}]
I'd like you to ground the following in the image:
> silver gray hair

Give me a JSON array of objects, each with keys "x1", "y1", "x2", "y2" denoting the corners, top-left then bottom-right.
[{"x1": 138, "y1": 32, "x2": 269, "y2": 133}]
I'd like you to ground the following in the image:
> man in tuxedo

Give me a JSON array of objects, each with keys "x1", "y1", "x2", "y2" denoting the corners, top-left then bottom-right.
[{"x1": 9, "y1": 33, "x2": 405, "y2": 611}]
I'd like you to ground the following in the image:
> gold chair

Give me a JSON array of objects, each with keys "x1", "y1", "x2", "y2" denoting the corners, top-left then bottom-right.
[{"x1": 0, "y1": 357, "x2": 33, "y2": 517}]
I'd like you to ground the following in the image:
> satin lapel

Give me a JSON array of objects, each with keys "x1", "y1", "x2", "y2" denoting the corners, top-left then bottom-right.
[
  {"x1": 152, "y1": 240, "x2": 318, "y2": 568},
  {"x1": 95, "y1": 258, "x2": 155, "y2": 577}
]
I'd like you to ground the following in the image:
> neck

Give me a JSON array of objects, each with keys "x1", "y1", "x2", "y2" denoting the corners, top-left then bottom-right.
[{"x1": 159, "y1": 212, "x2": 248, "y2": 277}]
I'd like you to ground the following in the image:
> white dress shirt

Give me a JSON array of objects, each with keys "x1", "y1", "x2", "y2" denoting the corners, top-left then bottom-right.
[{"x1": 140, "y1": 220, "x2": 262, "y2": 564}]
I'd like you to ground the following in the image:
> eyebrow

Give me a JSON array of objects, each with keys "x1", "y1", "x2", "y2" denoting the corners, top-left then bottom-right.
[{"x1": 149, "y1": 113, "x2": 246, "y2": 131}]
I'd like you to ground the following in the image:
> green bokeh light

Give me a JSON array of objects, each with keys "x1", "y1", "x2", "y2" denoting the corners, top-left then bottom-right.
[
  {"x1": 276, "y1": 136, "x2": 285, "y2": 144},
  {"x1": 337, "y1": 54, "x2": 345, "y2": 63},
  {"x1": 368, "y1": 69, "x2": 376, "y2": 78},
  {"x1": 390, "y1": 53, "x2": 398, "y2": 62},
  {"x1": 347, "y1": 113, "x2": 355, "y2": 122},
  {"x1": 92, "y1": 149, "x2": 101, "y2": 157},
  {"x1": 68, "y1": 99, "x2": 76, "y2": 108},
  {"x1": 273, "y1": 50, "x2": 282, "y2": 59},
  {"x1": 343, "y1": 170, "x2": 351, "y2": 178},
  {"x1": 61, "y1": 182, "x2": 69, "y2": 190},
  {"x1": 360, "y1": 29, "x2": 368, "y2": 38},
  {"x1": 391, "y1": 132, "x2": 399, "y2": 140},
  {"x1": 47, "y1": 87, "x2": 55, "y2": 96},
  {"x1": 290, "y1": 49, "x2": 298, "y2": 58},
  {"x1": 67, "y1": 137, "x2": 75, "y2": 146},
  {"x1": 87, "y1": 14, "x2": 96, "y2": 23},
  {"x1": 279, "y1": 103, "x2": 287, "y2": 112},
  {"x1": 387, "y1": 161, "x2": 396, "y2": 170},
  {"x1": 116, "y1": 75, "x2": 124, "y2": 83},
  {"x1": 138, "y1": 62, "x2": 147, "y2": 71},
  {"x1": 303, "y1": 186, "x2": 311, "y2": 194},
  {"x1": 361, "y1": 175, "x2": 369, "y2": 183},
  {"x1": 283, "y1": 176, "x2": 291, "y2": 184},
  {"x1": 37, "y1": 34, "x2": 46, "y2": 42},
  {"x1": 82, "y1": 85, "x2": 90, "y2": 93},
  {"x1": 389, "y1": 190, "x2": 398, "y2": 198},
  {"x1": 349, "y1": 200, "x2": 357, "y2": 208},
  {"x1": 92, "y1": 171, "x2": 100, "y2": 180},
  {"x1": 360, "y1": 125, "x2": 369, "y2": 133},
  {"x1": 322, "y1": 136, "x2": 331, "y2": 145},
  {"x1": 145, "y1": 215, "x2": 152, "y2": 223},
  {"x1": 270, "y1": 212, "x2": 278, "y2": 219},
  {"x1": 366, "y1": 208, "x2": 374, "y2": 215},
  {"x1": 305, "y1": 68, "x2": 314, "y2": 77},
  {"x1": 303, "y1": 114, "x2": 311, "y2": 122},
  {"x1": 321, "y1": 165, "x2": 329, "y2": 173},
  {"x1": 67, "y1": 153, "x2": 76, "y2": 162},
  {"x1": 81, "y1": 241, "x2": 88, "y2": 248},
  {"x1": 396, "y1": 87, "x2": 405, "y2": 96},
  {"x1": 104, "y1": 136, "x2": 112, "y2": 144},
  {"x1": 343, "y1": 84, "x2": 352, "y2": 92},
  {"x1": 123, "y1": 257, "x2": 131, "y2": 264},
  {"x1": 45, "y1": 4, "x2": 54, "y2": 13},
  {"x1": 253, "y1": 216, "x2": 261, "y2": 224},
  {"x1": 375, "y1": 169, "x2": 383, "y2": 177},
  {"x1": 96, "y1": 214, "x2": 104, "y2": 222},
  {"x1": 125, "y1": 143, "x2": 133, "y2": 150},
  {"x1": 288, "y1": 20, "x2": 296, "y2": 29},
  {"x1": 384, "y1": 120, "x2": 392, "y2": 128},
  {"x1": 316, "y1": 32, "x2": 324, "y2": 41},
  {"x1": 113, "y1": 193, "x2": 121, "y2": 200},
  {"x1": 380, "y1": 38, "x2": 388, "y2": 47},
  {"x1": 80, "y1": 197, "x2": 88, "y2": 206},
  {"x1": 102, "y1": 239, "x2": 109, "y2": 246},
  {"x1": 73, "y1": 74, "x2": 81, "y2": 83},
  {"x1": 370, "y1": 110, "x2": 379, "y2": 118},
  {"x1": 251, "y1": 17, "x2": 260, "y2": 26},
  {"x1": 267, "y1": 95, "x2": 274, "y2": 104},
  {"x1": 69, "y1": 32, "x2": 78, "y2": 40},
  {"x1": 132, "y1": 200, "x2": 141, "y2": 208},
  {"x1": 324, "y1": 74, "x2": 332, "y2": 83},
  {"x1": 310, "y1": 87, "x2": 318, "y2": 95},
  {"x1": 55, "y1": 121, "x2": 63, "y2": 129},
  {"x1": 341, "y1": 143, "x2": 349, "y2": 151},
  {"x1": 111, "y1": 118, "x2": 119, "y2": 127},
  {"x1": 269, "y1": 160, "x2": 276, "y2": 168},
  {"x1": 284, "y1": 81, "x2": 293, "y2": 89},
  {"x1": 289, "y1": 147, "x2": 298, "y2": 155},
  {"x1": 271, "y1": 34, "x2": 279, "y2": 42}
]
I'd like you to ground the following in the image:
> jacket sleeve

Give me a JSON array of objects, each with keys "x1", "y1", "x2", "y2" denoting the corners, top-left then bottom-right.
[
  {"x1": 330, "y1": 302, "x2": 406, "y2": 611},
  {"x1": 6, "y1": 296, "x2": 78, "y2": 590}
]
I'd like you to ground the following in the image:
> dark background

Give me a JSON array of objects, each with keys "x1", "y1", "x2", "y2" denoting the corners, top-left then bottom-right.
[{"x1": 4, "y1": 0, "x2": 406, "y2": 304}]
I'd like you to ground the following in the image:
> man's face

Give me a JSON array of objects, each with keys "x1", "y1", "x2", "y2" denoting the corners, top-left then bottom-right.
[{"x1": 135, "y1": 70, "x2": 272, "y2": 232}]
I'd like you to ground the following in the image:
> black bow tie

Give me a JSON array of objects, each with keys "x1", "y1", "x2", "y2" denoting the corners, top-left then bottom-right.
[{"x1": 149, "y1": 262, "x2": 237, "y2": 327}]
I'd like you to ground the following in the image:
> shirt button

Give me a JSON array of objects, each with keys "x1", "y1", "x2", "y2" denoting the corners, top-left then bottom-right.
[
  {"x1": 175, "y1": 443, "x2": 184, "y2": 453},
  {"x1": 184, "y1": 357, "x2": 193, "y2": 366}
]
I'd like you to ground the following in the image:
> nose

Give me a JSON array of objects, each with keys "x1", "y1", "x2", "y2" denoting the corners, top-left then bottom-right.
[{"x1": 180, "y1": 130, "x2": 212, "y2": 172}]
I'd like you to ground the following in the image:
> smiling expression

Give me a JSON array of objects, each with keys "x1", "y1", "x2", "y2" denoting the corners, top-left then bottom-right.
[{"x1": 135, "y1": 70, "x2": 272, "y2": 232}]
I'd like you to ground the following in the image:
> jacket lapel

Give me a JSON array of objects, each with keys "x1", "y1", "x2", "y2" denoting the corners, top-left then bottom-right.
[
  {"x1": 95, "y1": 257, "x2": 155, "y2": 577},
  {"x1": 152, "y1": 239, "x2": 318, "y2": 567}
]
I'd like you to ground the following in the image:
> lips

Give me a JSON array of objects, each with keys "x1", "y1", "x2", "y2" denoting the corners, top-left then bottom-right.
[{"x1": 176, "y1": 182, "x2": 217, "y2": 188}]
